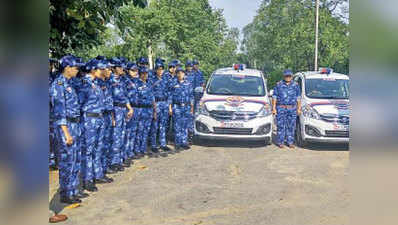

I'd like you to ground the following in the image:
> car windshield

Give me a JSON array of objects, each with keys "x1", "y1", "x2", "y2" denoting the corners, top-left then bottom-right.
[
  {"x1": 207, "y1": 74, "x2": 265, "y2": 96},
  {"x1": 305, "y1": 78, "x2": 349, "y2": 99}
]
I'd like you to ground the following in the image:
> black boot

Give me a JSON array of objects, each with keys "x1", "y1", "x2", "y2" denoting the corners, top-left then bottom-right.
[
  {"x1": 60, "y1": 196, "x2": 82, "y2": 204},
  {"x1": 122, "y1": 160, "x2": 131, "y2": 167},
  {"x1": 83, "y1": 181, "x2": 98, "y2": 192},
  {"x1": 174, "y1": 145, "x2": 181, "y2": 152},
  {"x1": 116, "y1": 164, "x2": 125, "y2": 171},
  {"x1": 151, "y1": 147, "x2": 159, "y2": 153},
  {"x1": 75, "y1": 191, "x2": 89, "y2": 199},
  {"x1": 106, "y1": 167, "x2": 117, "y2": 174},
  {"x1": 160, "y1": 146, "x2": 171, "y2": 152},
  {"x1": 182, "y1": 144, "x2": 190, "y2": 150}
]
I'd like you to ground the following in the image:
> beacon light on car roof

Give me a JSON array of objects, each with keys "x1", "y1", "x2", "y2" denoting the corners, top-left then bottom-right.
[
  {"x1": 319, "y1": 67, "x2": 333, "y2": 75},
  {"x1": 233, "y1": 64, "x2": 245, "y2": 71}
]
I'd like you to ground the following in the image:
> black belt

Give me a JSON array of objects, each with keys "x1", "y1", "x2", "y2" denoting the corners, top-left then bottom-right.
[
  {"x1": 277, "y1": 104, "x2": 296, "y2": 109},
  {"x1": 66, "y1": 117, "x2": 80, "y2": 123},
  {"x1": 85, "y1": 112, "x2": 102, "y2": 118},
  {"x1": 173, "y1": 102, "x2": 190, "y2": 106},
  {"x1": 103, "y1": 110, "x2": 113, "y2": 115},
  {"x1": 114, "y1": 102, "x2": 126, "y2": 108},
  {"x1": 155, "y1": 97, "x2": 168, "y2": 102},
  {"x1": 134, "y1": 104, "x2": 153, "y2": 108}
]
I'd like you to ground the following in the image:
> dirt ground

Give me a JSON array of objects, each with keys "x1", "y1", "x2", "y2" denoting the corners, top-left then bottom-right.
[{"x1": 49, "y1": 141, "x2": 349, "y2": 225}]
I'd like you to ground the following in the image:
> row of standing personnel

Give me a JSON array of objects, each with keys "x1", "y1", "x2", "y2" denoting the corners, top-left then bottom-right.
[{"x1": 49, "y1": 55, "x2": 204, "y2": 204}]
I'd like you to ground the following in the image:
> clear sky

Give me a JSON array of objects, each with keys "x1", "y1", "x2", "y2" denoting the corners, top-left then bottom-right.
[{"x1": 208, "y1": 0, "x2": 263, "y2": 32}]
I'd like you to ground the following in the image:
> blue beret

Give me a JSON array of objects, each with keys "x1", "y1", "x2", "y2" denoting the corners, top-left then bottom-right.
[
  {"x1": 171, "y1": 59, "x2": 181, "y2": 66},
  {"x1": 96, "y1": 55, "x2": 106, "y2": 60},
  {"x1": 139, "y1": 67, "x2": 149, "y2": 74},
  {"x1": 126, "y1": 62, "x2": 138, "y2": 70},
  {"x1": 168, "y1": 62, "x2": 176, "y2": 67},
  {"x1": 119, "y1": 57, "x2": 128, "y2": 63},
  {"x1": 192, "y1": 59, "x2": 199, "y2": 65},
  {"x1": 283, "y1": 69, "x2": 293, "y2": 76},
  {"x1": 138, "y1": 57, "x2": 149, "y2": 64},
  {"x1": 176, "y1": 67, "x2": 185, "y2": 73},
  {"x1": 59, "y1": 55, "x2": 84, "y2": 69},
  {"x1": 155, "y1": 58, "x2": 165, "y2": 64},
  {"x1": 85, "y1": 59, "x2": 107, "y2": 71},
  {"x1": 185, "y1": 60, "x2": 193, "y2": 67},
  {"x1": 154, "y1": 62, "x2": 164, "y2": 69},
  {"x1": 109, "y1": 57, "x2": 123, "y2": 67}
]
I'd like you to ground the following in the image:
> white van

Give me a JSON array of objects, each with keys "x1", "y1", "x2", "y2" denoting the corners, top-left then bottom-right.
[
  {"x1": 294, "y1": 68, "x2": 350, "y2": 146},
  {"x1": 194, "y1": 65, "x2": 273, "y2": 145}
]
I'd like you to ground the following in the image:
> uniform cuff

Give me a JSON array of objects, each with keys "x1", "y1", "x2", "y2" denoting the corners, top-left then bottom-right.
[{"x1": 56, "y1": 118, "x2": 67, "y2": 126}]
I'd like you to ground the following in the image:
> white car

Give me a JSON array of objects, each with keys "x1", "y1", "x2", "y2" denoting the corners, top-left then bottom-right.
[
  {"x1": 294, "y1": 68, "x2": 350, "y2": 146},
  {"x1": 194, "y1": 65, "x2": 273, "y2": 145}
]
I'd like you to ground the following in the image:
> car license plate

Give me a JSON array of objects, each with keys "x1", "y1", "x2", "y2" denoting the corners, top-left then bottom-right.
[
  {"x1": 220, "y1": 122, "x2": 244, "y2": 128},
  {"x1": 333, "y1": 124, "x2": 349, "y2": 131}
]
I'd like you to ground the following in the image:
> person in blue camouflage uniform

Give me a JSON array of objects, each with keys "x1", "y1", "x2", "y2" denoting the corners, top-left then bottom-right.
[
  {"x1": 79, "y1": 59, "x2": 113, "y2": 192},
  {"x1": 125, "y1": 62, "x2": 140, "y2": 159},
  {"x1": 109, "y1": 57, "x2": 134, "y2": 170},
  {"x1": 96, "y1": 57, "x2": 117, "y2": 175},
  {"x1": 164, "y1": 61, "x2": 179, "y2": 144},
  {"x1": 49, "y1": 58, "x2": 58, "y2": 170},
  {"x1": 192, "y1": 59, "x2": 205, "y2": 110},
  {"x1": 50, "y1": 55, "x2": 84, "y2": 204},
  {"x1": 169, "y1": 67, "x2": 194, "y2": 151},
  {"x1": 184, "y1": 60, "x2": 196, "y2": 144},
  {"x1": 137, "y1": 57, "x2": 154, "y2": 80},
  {"x1": 149, "y1": 62, "x2": 172, "y2": 153},
  {"x1": 134, "y1": 67, "x2": 156, "y2": 155},
  {"x1": 272, "y1": 69, "x2": 302, "y2": 149}
]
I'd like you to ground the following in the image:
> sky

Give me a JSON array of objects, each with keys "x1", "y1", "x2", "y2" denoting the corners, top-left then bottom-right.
[{"x1": 208, "y1": 0, "x2": 263, "y2": 33}]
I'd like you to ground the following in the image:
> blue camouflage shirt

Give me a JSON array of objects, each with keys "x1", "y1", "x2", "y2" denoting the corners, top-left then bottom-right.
[
  {"x1": 50, "y1": 74, "x2": 81, "y2": 126},
  {"x1": 272, "y1": 80, "x2": 301, "y2": 106},
  {"x1": 110, "y1": 73, "x2": 129, "y2": 104},
  {"x1": 136, "y1": 79, "x2": 155, "y2": 106},
  {"x1": 98, "y1": 78, "x2": 114, "y2": 111},
  {"x1": 125, "y1": 76, "x2": 139, "y2": 106},
  {"x1": 79, "y1": 75, "x2": 106, "y2": 113},
  {"x1": 194, "y1": 69, "x2": 204, "y2": 88},
  {"x1": 169, "y1": 79, "x2": 194, "y2": 105},
  {"x1": 185, "y1": 70, "x2": 195, "y2": 89},
  {"x1": 150, "y1": 74, "x2": 169, "y2": 101}
]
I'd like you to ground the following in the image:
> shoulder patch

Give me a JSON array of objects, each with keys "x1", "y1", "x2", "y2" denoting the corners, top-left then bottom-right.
[{"x1": 57, "y1": 80, "x2": 63, "y2": 85}]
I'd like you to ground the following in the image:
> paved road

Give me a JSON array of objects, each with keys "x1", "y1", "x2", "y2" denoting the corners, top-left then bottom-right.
[{"x1": 49, "y1": 141, "x2": 349, "y2": 225}]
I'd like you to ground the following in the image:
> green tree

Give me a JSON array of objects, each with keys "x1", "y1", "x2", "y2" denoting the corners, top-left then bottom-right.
[{"x1": 242, "y1": 0, "x2": 349, "y2": 88}]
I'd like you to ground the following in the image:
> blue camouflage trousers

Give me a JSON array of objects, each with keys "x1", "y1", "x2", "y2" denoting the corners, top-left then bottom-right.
[
  {"x1": 111, "y1": 107, "x2": 127, "y2": 165},
  {"x1": 101, "y1": 112, "x2": 113, "y2": 172},
  {"x1": 81, "y1": 115, "x2": 105, "y2": 182},
  {"x1": 173, "y1": 104, "x2": 191, "y2": 146},
  {"x1": 49, "y1": 120, "x2": 57, "y2": 167},
  {"x1": 56, "y1": 121, "x2": 81, "y2": 198},
  {"x1": 276, "y1": 106, "x2": 297, "y2": 145},
  {"x1": 126, "y1": 107, "x2": 139, "y2": 157},
  {"x1": 134, "y1": 108, "x2": 153, "y2": 153},
  {"x1": 150, "y1": 101, "x2": 169, "y2": 148}
]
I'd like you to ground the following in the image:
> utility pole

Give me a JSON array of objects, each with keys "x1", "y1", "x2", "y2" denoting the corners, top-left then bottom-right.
[
  {"x1": 147, "y1": 0, "x2": 154, "y2": 69},
  {"x1": 314, "y1": 0, "x2": 319, "y2": 71}
]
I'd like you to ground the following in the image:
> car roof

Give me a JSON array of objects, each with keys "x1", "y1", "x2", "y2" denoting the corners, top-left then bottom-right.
[
  {"x1": 213, "y1": 67, "x2": 263, "y2": 78},
  {"x1": 295, "y1": 71, "x2": 349, "y2": 80}
]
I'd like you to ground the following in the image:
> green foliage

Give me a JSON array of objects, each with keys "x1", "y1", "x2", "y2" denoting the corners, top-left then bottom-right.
[
  {"x1": 49, "y1": 0, "x2": 147, "y2": 58},
  {"x1": 242, "y1": 0, "x2": 349, "y2": 78}
]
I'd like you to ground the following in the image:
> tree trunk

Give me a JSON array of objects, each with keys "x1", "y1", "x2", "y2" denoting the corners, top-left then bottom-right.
[{"x1": 148, "y1": 40, "x2": 154, "y2": 70}]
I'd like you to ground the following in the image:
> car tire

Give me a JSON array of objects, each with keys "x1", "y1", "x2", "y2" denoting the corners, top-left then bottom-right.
[{"x1": 295, "y1": 121, "x2": 307, "y2": 148}]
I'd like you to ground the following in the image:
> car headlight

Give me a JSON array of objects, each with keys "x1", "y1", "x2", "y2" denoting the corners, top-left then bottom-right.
[
  {"x1": 302, "y1": 105, "x2": 320, "y2": 120},
  {"x1": 257, "y1": 105, "x2": 271, "y2": 117},
  {"x1": 197, "y1": 103, "x2": 210, "y2": 116}
]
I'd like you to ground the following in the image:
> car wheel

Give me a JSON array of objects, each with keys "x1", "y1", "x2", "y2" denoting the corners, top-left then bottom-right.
[{"x1": 295, "y1": 121, "x2": 307, "y2": 148}]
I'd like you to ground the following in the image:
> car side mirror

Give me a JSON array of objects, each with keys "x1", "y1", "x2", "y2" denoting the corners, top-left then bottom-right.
[
  {"x1": 268, "y1": 89, "x2": 274, "y2": 98},
  {"x1": 195, "y1": 87, "x2": 204, "y2": 94}
]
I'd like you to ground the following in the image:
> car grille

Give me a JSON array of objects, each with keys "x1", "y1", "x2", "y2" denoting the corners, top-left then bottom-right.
[
  {"x1": 325, "y1": 130, "x2": 349, "y2": 137},
  {"x1": 320, "y1": 114, "x2": 350, "y2": 125},
  {"x1": 209, "y1": 110, "x2": 257, "y2": 121},
  {"x1": 213, "y1": 127, "x2": 253, "y2": 135}
]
